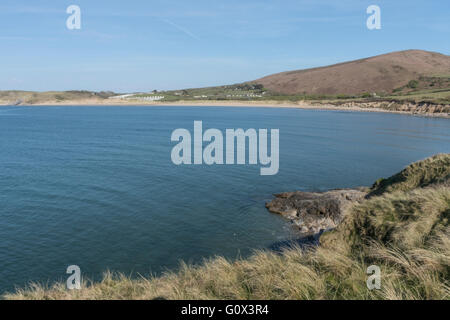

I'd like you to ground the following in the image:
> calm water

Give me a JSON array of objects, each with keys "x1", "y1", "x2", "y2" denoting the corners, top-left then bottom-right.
[{"x1": 1, "y1": 106, "x2": 449, "y2": 292}]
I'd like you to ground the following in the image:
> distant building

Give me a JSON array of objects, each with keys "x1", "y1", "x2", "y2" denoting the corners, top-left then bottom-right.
[
  {"x1": 109, "y1": 94, "x2": 135, "y2": 99},
  {"x1": 109, "y1": 94, "x2": 165, "y2": 101}
]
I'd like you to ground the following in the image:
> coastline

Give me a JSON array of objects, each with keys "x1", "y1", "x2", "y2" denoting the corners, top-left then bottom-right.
[
  {"x1": 4, "y1": 154, "x2": 449, "y2": 300},
  {"x1": 1, "y1": 99, "x2": 449, "y2": 118}
]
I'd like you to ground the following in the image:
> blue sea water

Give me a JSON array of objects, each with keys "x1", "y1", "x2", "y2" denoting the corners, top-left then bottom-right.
[{"x1": 0, "y1": 106, "x2": 449, "y2": 293}]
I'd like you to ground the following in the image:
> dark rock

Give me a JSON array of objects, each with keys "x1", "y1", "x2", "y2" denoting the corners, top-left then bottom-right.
[{"x1": 266, "y1": 189, "x2": 366, "y2": 236}]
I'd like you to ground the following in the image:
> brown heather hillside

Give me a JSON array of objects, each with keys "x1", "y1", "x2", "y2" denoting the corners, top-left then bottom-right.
[{"x1": 254, "y1": 50, "x2": 450, "y2": 95}]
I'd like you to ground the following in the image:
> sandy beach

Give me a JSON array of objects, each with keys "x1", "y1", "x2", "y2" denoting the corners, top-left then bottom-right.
[{"x1": 2, "y1": 98, "x2": 447, "y2": 118}]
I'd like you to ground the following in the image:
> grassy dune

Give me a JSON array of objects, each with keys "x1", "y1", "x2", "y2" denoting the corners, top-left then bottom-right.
[{"x1": 4, "y1": 155, "x2": 450, "y2": 300}]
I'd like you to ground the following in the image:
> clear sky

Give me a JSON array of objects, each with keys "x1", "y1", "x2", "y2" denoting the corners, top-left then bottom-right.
[{"x1": 1, "y1": 0, "x2": 449, "y2": 92}]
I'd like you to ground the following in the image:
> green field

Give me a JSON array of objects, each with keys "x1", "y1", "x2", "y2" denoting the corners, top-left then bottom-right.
[{"x1": 130, "y1": 75, "x2": 450, "y2": 105}]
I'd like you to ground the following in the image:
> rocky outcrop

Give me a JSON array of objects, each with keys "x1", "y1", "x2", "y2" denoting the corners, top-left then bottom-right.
[
  {"x1": 327, "y1": 100, "x2": 450, "y2": 116},
  {"x1": 266, "y1": 189, "x2": 366, "y2": 235}
]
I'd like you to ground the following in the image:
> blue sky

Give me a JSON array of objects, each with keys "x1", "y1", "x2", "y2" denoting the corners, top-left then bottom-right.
[{"x1": 0, "y1": 0, "x2": 449, "y2": 92}]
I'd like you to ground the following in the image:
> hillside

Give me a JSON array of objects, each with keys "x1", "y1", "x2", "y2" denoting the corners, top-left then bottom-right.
[
  {"x1": 4, "y1": 154, "x2": 449, "y2": 300},
  {"x1": 254, "y1": 50, "x2": 450, "y2": 95},
  {"x1": 0, "y1": 90, "x2": 115, "y2": 105},
  {"x1": 1, "y1": 50, "x2": 449, "y2": 113}
]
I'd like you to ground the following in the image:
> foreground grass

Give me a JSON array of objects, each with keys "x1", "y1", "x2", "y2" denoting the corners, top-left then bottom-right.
[{"x1": 4, "y1": 155, "x2": 450, "y2": 300}]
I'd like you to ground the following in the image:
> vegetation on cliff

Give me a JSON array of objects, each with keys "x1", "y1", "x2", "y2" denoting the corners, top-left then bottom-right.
[{"x1": 4, "y1": 155, "x2": 449, "y2": 300}]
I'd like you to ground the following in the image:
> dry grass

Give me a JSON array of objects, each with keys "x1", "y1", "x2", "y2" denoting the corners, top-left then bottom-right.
[{"x1": 3, "y1": 155, "x2": 450, "y2": 300}]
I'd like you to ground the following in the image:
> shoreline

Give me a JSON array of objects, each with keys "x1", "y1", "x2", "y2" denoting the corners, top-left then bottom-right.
[{"x1": 1, "y1": 99, "x2": 449, "y2": 118}]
